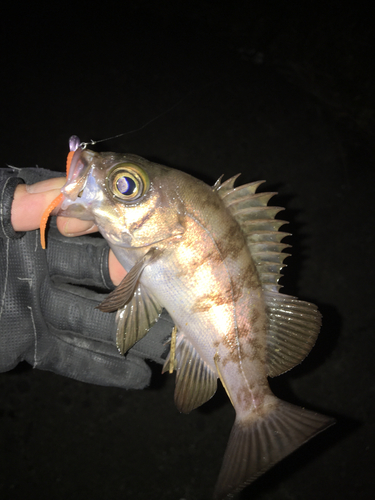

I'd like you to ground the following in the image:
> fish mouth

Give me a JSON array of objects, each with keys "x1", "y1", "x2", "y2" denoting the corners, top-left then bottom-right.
[{"x1": 62, "y1": 149, "x2": 96, "y2": 202}]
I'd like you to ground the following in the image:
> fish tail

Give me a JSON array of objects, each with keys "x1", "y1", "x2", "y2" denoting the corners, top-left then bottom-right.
[{"x1": 213, "y1": 398, "x2": 334, "y2": 500}]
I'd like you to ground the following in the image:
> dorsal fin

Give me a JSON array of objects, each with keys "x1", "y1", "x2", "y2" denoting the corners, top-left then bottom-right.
[
  {"x1": 214, "y1": 175, "x2": 290, "y2": 292},
  {"x1": 264, "y1": 291, "x2": 322, "y2": 376},
  {"x1": 215, "y1": 175, "x2": 321, "y2": 376}
]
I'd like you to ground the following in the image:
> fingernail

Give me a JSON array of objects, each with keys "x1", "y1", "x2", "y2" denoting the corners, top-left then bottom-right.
[{"x1": 26, "y1": 177, "x2": 66, "y2": 194}]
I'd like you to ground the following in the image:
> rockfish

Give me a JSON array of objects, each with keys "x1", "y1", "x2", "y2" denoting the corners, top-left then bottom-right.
[{"x1": 52, "y1": 137, "x2": 333, "y2": 499}]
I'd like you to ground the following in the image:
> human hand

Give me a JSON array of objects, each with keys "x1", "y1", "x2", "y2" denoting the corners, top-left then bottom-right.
[
  {"x1": 11, "y1": 177, "x2": 126, "y2": 286},
  {"x1": 0, "y1": 167, "x2": 171, "y2": 387}
]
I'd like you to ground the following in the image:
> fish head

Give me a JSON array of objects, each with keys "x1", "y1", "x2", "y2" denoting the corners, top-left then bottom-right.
[{"x1": 59, "y1": 149, "x2": 186, "y2": 248}]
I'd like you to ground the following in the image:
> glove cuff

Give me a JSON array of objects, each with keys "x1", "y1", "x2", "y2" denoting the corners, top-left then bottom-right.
[{"x1": 0, "y1": 176, "x2": 25, "y2": 240}]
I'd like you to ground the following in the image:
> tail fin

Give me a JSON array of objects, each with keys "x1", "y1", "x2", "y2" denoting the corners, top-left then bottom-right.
[{"x1": 213, "y1": 399, "x2": 334, "y2": 500}]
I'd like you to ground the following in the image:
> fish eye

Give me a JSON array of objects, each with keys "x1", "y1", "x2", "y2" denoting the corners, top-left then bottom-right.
[
  {"x1": 108, "y1": 163, "x2": 149, "y2": 202},
  {"x1": 116, "y1": 175, "x2": 137, "y2": 196}
]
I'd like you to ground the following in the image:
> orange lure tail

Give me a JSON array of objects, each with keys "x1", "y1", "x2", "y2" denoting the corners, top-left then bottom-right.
[{"x1": 39, "y1": 150, "x2": 75, "y2": 249}]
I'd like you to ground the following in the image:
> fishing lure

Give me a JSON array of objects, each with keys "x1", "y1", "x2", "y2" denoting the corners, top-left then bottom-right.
[{"x1": 39, "y1": 78, "x2": 228, "y2": 248}]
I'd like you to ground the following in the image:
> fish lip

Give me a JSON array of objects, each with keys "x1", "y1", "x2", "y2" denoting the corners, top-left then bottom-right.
[
  {"x1": 61, "y1": 153, "x2": 93, "y2": 201},
  {"x1": 60, "y1": 149, "x2": 103, "y2": 210}
]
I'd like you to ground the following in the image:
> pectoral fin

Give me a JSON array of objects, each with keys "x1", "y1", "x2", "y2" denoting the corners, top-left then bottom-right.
[
  {"x1": 97, "y1": 247, "x2": 161, "y2": 312},
  {"x1": 115, "y1": 283, "x2": 163, "y2": 354},
  {"x1": 97, "y1": 247, "x2": 163, "y2": 354}
]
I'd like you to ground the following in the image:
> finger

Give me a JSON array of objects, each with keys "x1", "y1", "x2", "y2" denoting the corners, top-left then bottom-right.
[
  {"x1": 46, "y1": 222, "x2": 114, "y2": 290},
  {"x1": 109, "y1": 250, "x2": 127, "y2": 285},
  {"x1": 41, "y1": 277, "x2": 119, "y2": 342},
  {"x1": 25, "y1": 177, "x2": 66, "y2": 194},
  {"x1": 56, "y1": 216, "x2": 98, "y2": 237},
  {"x1": 48, "y1": 222, "x2": 127, "y2": 288},
  {"x1": 56, "y1": 221, "x2": 127, "y2": 285},
  {"x1": 34, "y1": 328, "x2": 152, "y2": 389},
  {"x1": 11, "y1": 179, "x2": 66, "y2": 231}
]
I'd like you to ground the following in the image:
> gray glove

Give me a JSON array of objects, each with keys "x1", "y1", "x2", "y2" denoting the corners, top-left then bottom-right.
[{"x1": 0, "y1": 167, "x2": 172, "y2": 389}]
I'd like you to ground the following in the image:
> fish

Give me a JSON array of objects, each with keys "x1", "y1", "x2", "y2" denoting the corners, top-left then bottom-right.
[{"x1": 50, "y1": 138, "x2": 334, "y2": 499}]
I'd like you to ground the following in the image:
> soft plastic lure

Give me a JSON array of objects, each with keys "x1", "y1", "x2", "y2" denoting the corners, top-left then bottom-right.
[{"x1": 39, "y1": 135, "x2": 81, "y2": 248}]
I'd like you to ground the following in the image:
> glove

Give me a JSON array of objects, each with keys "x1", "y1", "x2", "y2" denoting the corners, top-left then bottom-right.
[{"x1": 0, "y1": 167, "x2": 172, "y2": 389}]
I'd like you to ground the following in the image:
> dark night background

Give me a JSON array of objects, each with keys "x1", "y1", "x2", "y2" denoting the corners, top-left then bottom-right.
[{"x1": 1, "y1": 2, "x2": 374, "y2": 499}]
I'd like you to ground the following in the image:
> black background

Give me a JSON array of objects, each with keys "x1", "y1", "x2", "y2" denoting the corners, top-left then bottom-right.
[{"x1": 1, "y1": 2, "x2": 374, "y2": 499}]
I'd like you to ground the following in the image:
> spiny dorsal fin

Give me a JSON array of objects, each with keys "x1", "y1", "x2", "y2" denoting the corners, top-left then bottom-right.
[
  {"x1": 215, "y1": 175, "x2": 289, "y2": 292},
  {"x1": 215, "y1": 175, "x2": 322, "y2": 376},
  {"x1": 166, "y1": 333, "x2": 217, "y2": 414}
]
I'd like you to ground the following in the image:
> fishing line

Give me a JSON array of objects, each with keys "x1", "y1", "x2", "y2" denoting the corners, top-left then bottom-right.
[{"x1": 79, "y1": 76, "x2": 224, "y2": 149}]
